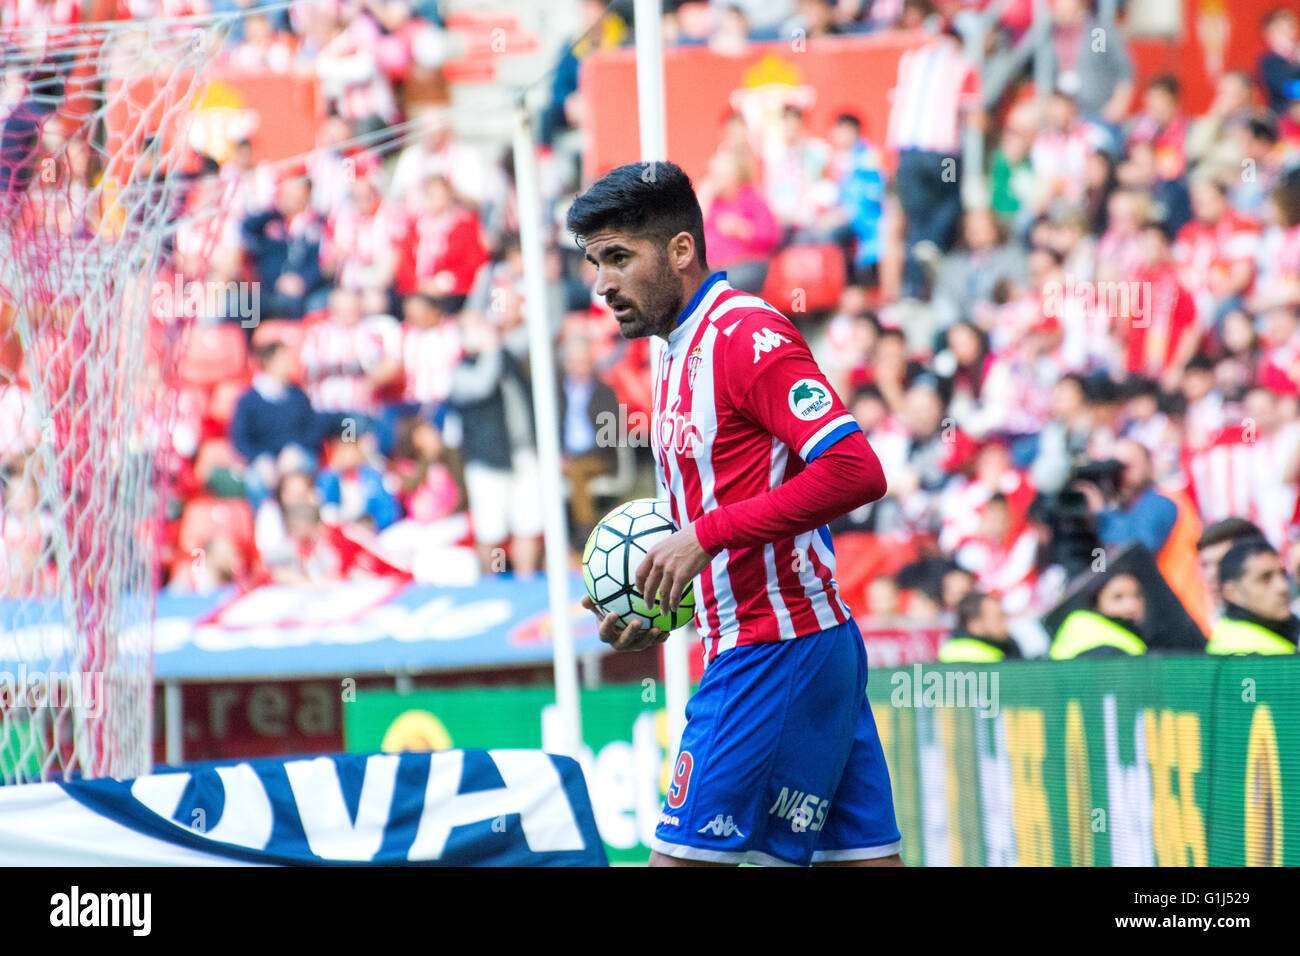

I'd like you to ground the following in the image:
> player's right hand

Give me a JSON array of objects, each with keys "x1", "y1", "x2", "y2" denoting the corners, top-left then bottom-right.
[{"x1": 582, "y1": 595, "x2": 667, "y2": 652}]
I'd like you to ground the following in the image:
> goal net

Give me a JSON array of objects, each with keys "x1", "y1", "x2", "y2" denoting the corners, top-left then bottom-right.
[{"x1": 0, "y1": 14, "x2": 235, "y2": 783}]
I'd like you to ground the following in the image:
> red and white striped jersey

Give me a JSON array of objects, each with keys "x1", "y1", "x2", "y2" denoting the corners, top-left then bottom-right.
[
  {"x1": 1184, "y1": 424, "x2": 1300, "y2": 548},
  {"x1": 323, "y1": 199, "x2": 403, "y2": 292},
  {"x1": 402, "y1": 320, "x2": 461, "y2": 404},
  {"x1": 651, "y1": 273, "x2": 860, "y2": 665},
  {"x1": 301, "y1": 314, "x2": 401, "y2": 415},
  {"x1": 886, "y1": 36, "x2": 980, "y2": 154}
]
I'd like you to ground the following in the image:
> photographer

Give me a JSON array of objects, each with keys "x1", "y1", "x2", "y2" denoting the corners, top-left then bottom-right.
[{"x1": 1074, "y1": 438, "x2": 1178, "y2": 557}]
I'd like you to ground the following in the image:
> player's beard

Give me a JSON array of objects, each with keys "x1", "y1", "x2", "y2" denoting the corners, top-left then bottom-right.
[{"x1": 610, "y1": 250, "x2": 683, "y2": 340}]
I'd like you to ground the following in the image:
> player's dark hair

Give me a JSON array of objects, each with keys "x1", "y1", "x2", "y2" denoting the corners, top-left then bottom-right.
[
  {"x1": 565, "y1": 160, "x2": 708, "y2": 270},
  {"x1": 1197, "y1": 517, "x2": 1265, "y2": 552},
  {"x1": 1218, "y1": 537, "x2": 1277, "y2": 585}
]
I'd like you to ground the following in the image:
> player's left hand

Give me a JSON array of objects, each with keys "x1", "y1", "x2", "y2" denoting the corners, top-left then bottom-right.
[{"x1": 636, "y1": 525, "x2": 711, "y2": 617}]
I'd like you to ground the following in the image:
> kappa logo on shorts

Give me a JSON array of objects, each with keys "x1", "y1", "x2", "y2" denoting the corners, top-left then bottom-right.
[
  {"x1": 697, "y1": 814, "x2": 745, "y2": 838},
  {"x1": 788, "y1": 379, "x2": 833, "y2": 421}
]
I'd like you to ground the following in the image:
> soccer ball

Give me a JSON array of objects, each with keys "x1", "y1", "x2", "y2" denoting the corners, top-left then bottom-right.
[{"x1": 582, "y1": 498, "x2": 696, "y2": 633}]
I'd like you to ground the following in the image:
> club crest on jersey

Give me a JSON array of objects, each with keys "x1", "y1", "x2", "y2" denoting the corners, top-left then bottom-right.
[
  {"x1": 752, "y1": 327, "x2": 790, "y2": 363},
  {"x1": 788, "y1": 379, "x2": 833, "y2": 421},
  {"x1": 687, "y1": 345, "x2": 703, "y2": 390}
]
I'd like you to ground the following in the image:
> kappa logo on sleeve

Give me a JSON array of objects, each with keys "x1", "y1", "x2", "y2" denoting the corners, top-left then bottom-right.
[
  {"x1": 752, "y1": 327, "x2": 790, "y2": 363},
  {"x1": 788, "y1": 379, "x2": 833, "y2": 420}
]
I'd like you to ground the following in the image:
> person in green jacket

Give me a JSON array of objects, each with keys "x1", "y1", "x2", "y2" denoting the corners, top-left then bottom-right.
[
  {"x1": 1206, "y1": 538, "x2": 1298, "y2": 655},
  {"x1": 938, "y1": 591, "x2": 1023, "y2": 662},
  {"x1": 1050, "y1": 572, "x2": 1148, "y2": 659}
]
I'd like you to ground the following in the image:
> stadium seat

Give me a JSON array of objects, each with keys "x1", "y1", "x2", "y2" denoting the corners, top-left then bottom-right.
[
  {"x1": 760, "y1": 244, "x2": 847, "y2": 316},
  {"x1": 178, "y1": 495, "x2": 255, "y2": 557},
  {"x1": 179, "y1": 324, "x2": 248, "y2": 388},
  {"x1": 206, "y1": 379, "x2": 248, "y2": 432}
]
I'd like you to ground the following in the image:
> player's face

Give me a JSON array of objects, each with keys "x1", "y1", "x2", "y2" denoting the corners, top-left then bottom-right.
[{"x1": 584, "y1": 231, "x2": 683, "y2": 340}]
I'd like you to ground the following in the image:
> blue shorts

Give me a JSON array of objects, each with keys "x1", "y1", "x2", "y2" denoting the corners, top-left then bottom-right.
[{"x1": 652, "y1": 618, "x2": 901, "y2": 866}]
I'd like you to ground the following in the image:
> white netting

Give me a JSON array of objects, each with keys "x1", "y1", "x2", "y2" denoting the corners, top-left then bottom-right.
[{"x1": 0, "y1": 15, "x2": 236, "y2": 782}]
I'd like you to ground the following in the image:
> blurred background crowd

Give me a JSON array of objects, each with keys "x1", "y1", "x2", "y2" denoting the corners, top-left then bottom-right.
[{"x1": 2, "y1": 0, "x2": 1299, "y2": 660}]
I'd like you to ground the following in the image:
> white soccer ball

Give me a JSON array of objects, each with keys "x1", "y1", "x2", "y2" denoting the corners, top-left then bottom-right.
[{"x1": 582, "y1": 498, "x2": 695, "y2": 632}]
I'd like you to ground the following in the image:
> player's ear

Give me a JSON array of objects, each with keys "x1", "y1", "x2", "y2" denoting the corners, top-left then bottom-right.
[{"x1": 668, "y1": 232, "x2": 695, "y2": 272}]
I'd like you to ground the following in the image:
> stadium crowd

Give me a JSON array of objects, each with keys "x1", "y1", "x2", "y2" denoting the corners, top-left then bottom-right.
[{"x1": 2, "y1": 0, "x2": 1300, "y2": 659}]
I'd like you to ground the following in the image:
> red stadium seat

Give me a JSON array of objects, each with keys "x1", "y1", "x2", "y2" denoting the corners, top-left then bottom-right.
[
  {"x1": 177, "y1": 495, "x2": 255, "y2": 557},
  {"x1": 760, "y1": 244, "x2": 847, "y2": 316},
  {"x1": 206, "y1": 379, "x2": 248, "y2": 432},
  {"x1": 179, "y1": 324, "x2": 248, "y2": 388}
]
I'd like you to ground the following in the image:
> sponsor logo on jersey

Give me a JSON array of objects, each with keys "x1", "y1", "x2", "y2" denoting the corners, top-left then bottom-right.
[
  {"x1": 655, "y1": 393, "x2": 703, "y2": 456},
  {"x1": 788, "y1": 379, "x2": 833, "y2": 421},
  {"x1": 769, "y1": 787, "x2": 830, "y2": 833},
  {"x1": 697, "y1": 814, "x2": 745, "y2": 838},
  {"x1": 752, "y1": 327, "x2": 790, "y2": 363}
]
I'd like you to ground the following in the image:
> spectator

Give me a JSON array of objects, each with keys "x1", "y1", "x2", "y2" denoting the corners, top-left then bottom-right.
[
  {"x1": 413, "y1": 174, "x2": 489, "y2": 313},
  {"x1": 1031, "y1": 92, "x2": 1096, "y2": 214},
  {"x1": 377, "y1": 415, "x2": 473, "y2": 584},
  {"x1": 391, "y1": 291, "x2": 460, "y2": 432},
  {"x1": 241, "y1": 173, "x2": 326, "y2": 319},
  {"x1": 1197, "y1": 517, "x2": 1267, "y2": 613},
  {"x1": 1207, "y1": 538, "x2": 1298, "y2": 653},
  {"x1": 1046, "y1": 0, "x2": 1134, "y2": 144},
  {"x1": 886, "y1": 10, "x2": 983, "y2": 298},
  {"x1": 1125, "y1": 220, "x2": 1199, "y2": 389},
  {"x1": 938, "y1": 591, "x2": 1022, "y2": 662},
  {"x1": 761, "y1": 104, "x2": 831, "y2": 238},
  {"x1": 316, "y1": 432, "x2": 402, "y2": 532},
  {"x1": 1082, "y1": 438, "x2": 1178, "y2": 556},
  {"x1": 1174, "y1": 176, "x2": 1261, "y2": 329},
  {"x1": 300, "y1": 288, "x2": 403, "y2": 423},
  {"x1": 1259, "y1": 7, "x2": 1300, "y2": 115},
  {"x1": 255, "y1": 469, "x2": 320, "y2": 570},
  {"x1": 229, "y1": 341, "x2": 331, "y2": 507},
  {"x1": 700, "y1": 146, "x2": 780, "y2": 294},
  {"x1": 168, "y1": 535, "x2": 247, "y2": 595},
  {"x1": 321, "y1": 167, "x2": 402, "y2": 294},
  {"x1": 1185, "y1": 70, "x2": 1255, "y2": 173},
  {"x1": 930, "y1": 208, "x2": 1028, "y2": 331},
  {"x1": 558, "y1": 334, "x2": 619, "y2": 545},
  {"x1": 1050, "y1": 571, "x2": 1149, "y2": 658},
  {"x1": 448, "y1": 311, "x2": 542, "y2": 577},
  {"x1": 826, "y1": 112, "x2": 887, "y2": 284},
  {"x1": 1127, "y1": 74, "x2": 1188, "y2": 182}
]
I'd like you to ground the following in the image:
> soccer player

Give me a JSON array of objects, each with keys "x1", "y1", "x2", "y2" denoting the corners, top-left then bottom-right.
[{"x1": 568, "y1": 161, "x2": 902, "y2": 867}]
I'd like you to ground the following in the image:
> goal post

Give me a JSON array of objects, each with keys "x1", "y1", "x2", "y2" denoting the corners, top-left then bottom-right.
[{"x1": 0, "y1": 14, "x2": 237, "y2": 783}]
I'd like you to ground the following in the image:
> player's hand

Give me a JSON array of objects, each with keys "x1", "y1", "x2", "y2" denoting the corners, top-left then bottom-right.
[
  {"x1": 636, "y1": 525, "x2": 711, "y2": 617},
  {"x1": 582, "y1": 595, "x2": 667, "y2": 651}
]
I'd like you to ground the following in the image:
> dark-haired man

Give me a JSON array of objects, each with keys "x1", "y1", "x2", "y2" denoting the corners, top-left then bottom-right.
[
  {"x1": 1197, "y1": 517, "x2": 1266, "y2": 613},
  {"x1": 1206, "y1": 538, "x2": 1298, "y2": 654},
  {"x1": 568, "y1": 160, "x2": 901, "y2": 867},
  {"x1": 939, "y1": 592, "x2": 1022, "y2": 662}
]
